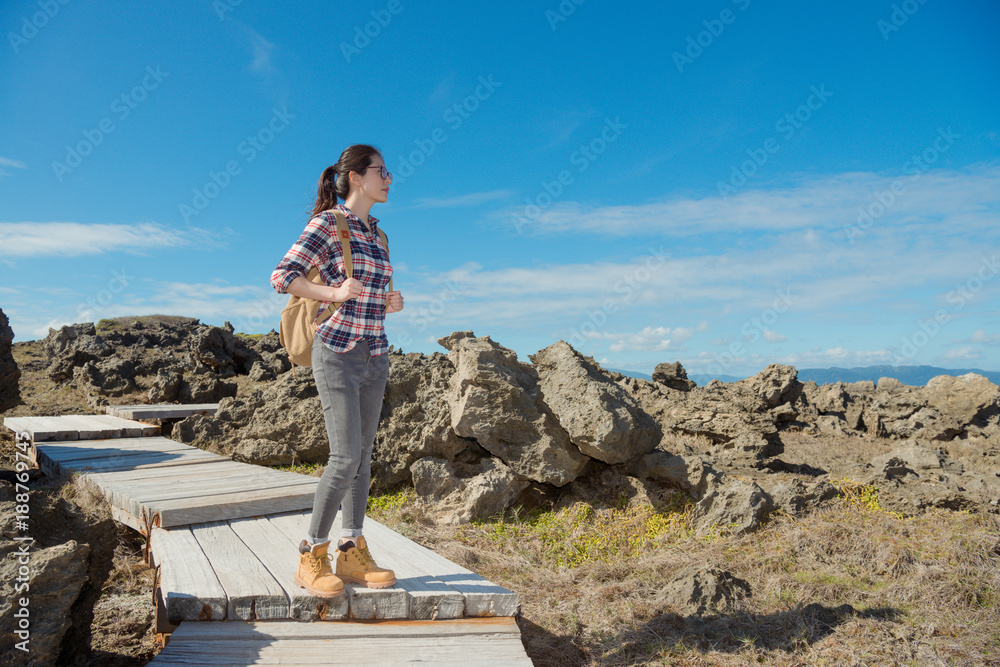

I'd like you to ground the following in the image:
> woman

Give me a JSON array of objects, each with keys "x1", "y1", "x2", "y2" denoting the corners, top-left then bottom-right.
[{"x1": 270, "y1": 144, "x2": 403, "y2": 598}]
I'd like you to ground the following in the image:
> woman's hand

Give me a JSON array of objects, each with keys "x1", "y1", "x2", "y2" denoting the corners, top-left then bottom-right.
[
  {"x1": 331, "y1": 278, "x2": 363, "y2": 302},
  {"x1": 385, "y1": 290, "x2": 404, "y2": 313}
]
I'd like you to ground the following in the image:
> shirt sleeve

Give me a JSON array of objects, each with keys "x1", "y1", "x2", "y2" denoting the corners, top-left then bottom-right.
[{"x1": 270, "y1": 214, "x2": 339, "y2": 294}]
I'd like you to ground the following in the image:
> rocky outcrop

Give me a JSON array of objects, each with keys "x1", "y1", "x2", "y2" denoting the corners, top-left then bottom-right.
[
  {"x1": 374, "y1": 351, "x2": 471, "y2": 487},
  {"x1": 439, "y1": 332, "x2": 589, "y2": 486},
  {"x1": 0, "y1": 479, "x2": 117, "y2": 666},
  {"x1": 530, "y1": 340, "x2": 662, "y2": 465},
  {"x1": 652, "y1": 361, "x2": 696, "y2": 392},
  {"x1": 865, "y1": 441, "x2": 1000, "y2": 514},
  {"x1": 689, "y1": 477, "x2": 775, "y2": 537},
  {"x1": 658, "y1": 566, "x2": 752, "y2": 615},
  {"x1": 0, "y1": 308, "x2": 21, "y2": 411},
  {"x1": 410, "y1": 457, "x2": 530, "y2": 523}
]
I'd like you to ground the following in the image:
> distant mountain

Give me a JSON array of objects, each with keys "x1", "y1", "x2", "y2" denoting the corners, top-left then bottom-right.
[{"x1": 605, "y1": 367, "x2": 652, "y2": 381}]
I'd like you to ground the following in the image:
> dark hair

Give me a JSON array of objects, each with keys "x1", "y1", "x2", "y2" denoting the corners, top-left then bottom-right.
[{"x1": 310, "y1": 144, "x2": 383, "y2": 218}]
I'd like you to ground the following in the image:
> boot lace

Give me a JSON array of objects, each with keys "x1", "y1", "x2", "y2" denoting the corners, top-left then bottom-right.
[
  {"x1": 307, "y1": 552, "x2": 334, "y2": 577},
  {"x1": 357, "y1": 546, "x2": 378, "y2": 571}
]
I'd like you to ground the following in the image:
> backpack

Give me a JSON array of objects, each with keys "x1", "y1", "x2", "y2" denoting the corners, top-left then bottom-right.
[{"x1": 278, "y1": 209, "x2": 391, "y2": 369}]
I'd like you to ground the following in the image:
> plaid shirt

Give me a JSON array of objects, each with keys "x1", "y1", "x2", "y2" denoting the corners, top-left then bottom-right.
[{"x1": 270, "y1": 204, "x2": 393, "y2": 356}]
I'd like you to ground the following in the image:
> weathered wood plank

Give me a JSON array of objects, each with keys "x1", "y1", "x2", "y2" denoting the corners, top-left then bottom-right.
[
  {"x1": 226, "y1": 515, "x2": 348, "y2": 621},
  {"x1": 98, "y1": 465, "x2": 314, "y2": 500},
  {"x1": 149, "y1": 527, "x2": 227, "y2": 622},
  {"x1": 150, "y1": 483, "x2": 318, "y2": 528},
  {"x1": 4, "y1": 414, "x2": 159, "y2": 441},
  {"x1": 362, "y1": 517, "x2": 519, "y2": 617},
  {"x1": 147, "y1": 618, "x2": 532, "y2": 666},
  {"x1": 190, "y1": 520, "x2": 289, "y2": 620},
  {"x1": 106, "y1": 403, "x2": 219, "y2": 420},
  {"x1": 266, "y1": 510, "x2": 517, "y2": 617},
  {"x1": 36, "y1": 438, "x2": 193, "y2": 465},
  {"x1": 83, "y1": 459, "x2": 243, "y2": 485},
  {"x1": 265, "y1": 511, "x2": 409, "y2": 620},
  {"x1": 266, "y1": 510, "x2": 462, "y2": 620},
  {"x1": 37, "y1": 448, "x2": 221, "y2": 478},
  {"x1": 116, "y1": 479, "x2": 319, "y2": 526}
]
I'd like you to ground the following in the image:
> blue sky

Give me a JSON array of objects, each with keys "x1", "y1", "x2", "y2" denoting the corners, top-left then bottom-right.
[{"x1": 2, "y1": 0, "x2": 999, "y2": 379}]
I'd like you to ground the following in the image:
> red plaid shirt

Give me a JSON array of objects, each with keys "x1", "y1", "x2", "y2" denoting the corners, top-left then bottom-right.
[{"x1": 270, "y1": 204, "x2": 393, "y2": 356}]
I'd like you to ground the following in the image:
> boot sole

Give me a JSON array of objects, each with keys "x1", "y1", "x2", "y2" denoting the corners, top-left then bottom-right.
[
  {"x1": 338, "y1": 575, "x2": 398, "y2": 589},
  {"x1": 294, "y1": 574, "x2": 346, "y2": 598}
]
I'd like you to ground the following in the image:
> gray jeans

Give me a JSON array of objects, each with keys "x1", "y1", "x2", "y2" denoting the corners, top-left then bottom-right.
[{"x1": 307, "y1": 335, "x2": 389, "y2": 543}]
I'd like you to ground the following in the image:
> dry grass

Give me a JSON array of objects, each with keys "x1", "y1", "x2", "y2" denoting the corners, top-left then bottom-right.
[{"x1": 368, "y1": 487, "x2": 1000, "y2": 666}]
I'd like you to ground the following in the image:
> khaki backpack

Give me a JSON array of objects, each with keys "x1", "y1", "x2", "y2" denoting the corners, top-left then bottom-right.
[{"x1": 278, "y1": 210, "x2": 391, "y2": 369}]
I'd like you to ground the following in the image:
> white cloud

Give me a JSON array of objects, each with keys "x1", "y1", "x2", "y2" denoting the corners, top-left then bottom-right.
[
  {"x1": 970, "y1": 329, "x2": 1000, "y2": 345},
  {"x1": 412, "y1": 191, "x2": 513, "y2": 209},
  {"x1": 940, "y1": 346, "x2": 983, "y2": 361},
  {"x1": 591, "y1": 325, "x2": 692, "y2": 353},
  {"x1": 0, "y1": 157, "x2": 27, "y2": 170},
  {"x1": 0, "y1": 222, "x2": 216, "y2": 257},
  {"x1": 496, "y1": 163, "x2": 1000, "y2": 238},
  {"x1": 763, "y1": 329, "x2": 787, "y2": 342}
]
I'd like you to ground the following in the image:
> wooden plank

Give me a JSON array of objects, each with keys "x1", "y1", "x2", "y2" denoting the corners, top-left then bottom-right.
[
  {"x1": 94, "y1": 463, "x2": 313, "y2": 497},
  {"x1": 227, "y1": 515, "x2": 348, "y2": 621},
  {"x1": 83, "y1": 459, "x2": 244, "y2": 485},
  {"x1": 107, "y1": 403, "x2": 219, "y2": 420},
  {"x1": 190, "y1": 520, "x2": 289, "y2": 620},
  {"x1": 267, "y1": 511, "x2": 448, "y2": 620},
  {"x1": 150, "y1": 527, "x2": 227, "y2": 622},
  {"x1": 113, "y1": 478, "x2": 319, "y2": 524},
  {"x1": 4, "y1": 415, "x2": 80, "y2": 442},
  {"x1": 147, "y1": 618, "x2": 531, "y2": 666},
  {"x1": 154, "y1": 485, "x2": 319, "y2": 528},
  {"x1": 266, "y1": 511, "x2": 410, "y2": 620},
  {"x1": 266, "y1": 510, "x2": 517, "y2": 618},
  {"x1": 36, "y1": 447, "x2": 221, "y2": 478},
  {"x1": 362, "y1": 518, "x2": 519, "y2": 617},
  {"x1": 4, "y1": 414, "x2": 160, "y2": 441},
  {"x1": 36, "y1": 438, "x2": 194, "y2": 465}
]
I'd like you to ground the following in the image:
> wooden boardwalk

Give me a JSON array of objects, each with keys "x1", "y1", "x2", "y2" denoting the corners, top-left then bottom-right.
[
  {"x1": 4, "y1": 410, "x2": 529, "y2": 665},
  {"x1": 105, "y1": 403, "x2": 220, "y2": 420}
]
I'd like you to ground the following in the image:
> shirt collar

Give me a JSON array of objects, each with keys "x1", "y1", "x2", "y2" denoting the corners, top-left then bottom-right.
[{"x1": 336, "y1": 204, "x2": 378, "y2": 231}]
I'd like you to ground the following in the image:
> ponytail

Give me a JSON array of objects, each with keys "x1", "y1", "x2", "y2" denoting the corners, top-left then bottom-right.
[{"x1": 309, "y1": 144, "x2": 382, "y2": 218}]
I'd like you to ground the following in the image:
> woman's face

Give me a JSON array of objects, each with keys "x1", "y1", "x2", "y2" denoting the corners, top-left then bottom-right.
[{"x1": 352, "y1": 155, "x2": 392, "y2": 203}]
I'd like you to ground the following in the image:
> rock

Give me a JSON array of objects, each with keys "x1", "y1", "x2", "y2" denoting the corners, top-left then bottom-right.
[
  {"x1": 566, "y1": 465, "x2": 674, "y2": 509},
  {"x1": 734, "y1": 364, "x2": 802, "y2": 410},
  {"x1": 374, "y1": 351, "x2": 469, "y2": 487},
  {"x1": 866, "y1": 441, "x2": 1000, "y2": 513},
  {"x1": 148, "y1": 368, "x2": 183, "y2": 403},
  {"x1": 191, "y1": 326, "x2": 242, "y2": 377},
  {"x1": 767, "y1": 479, "x2": 840, "y2": 516},
  {"x1": 439, "y1": 331, "x2": 589, "y2": 486},
  {"x1": 410, "y1": 456, "x2": 530, "y2": 523},
  {"x1": 652, "y1": 361, "x2": 696, "y2": 392},
  {"x1": 689, "y1": 476, "x2": 775, "y2": 537},
  {"x1": 0, "y1": 539, "x2": 90, "y2": 663},
  {"x1": 231, "y1": 438, "x2": 296, "y2": 465},
  {"x1": 0, "y1": 479, "x2": 117, "y2": 666},
  {"x1": 529, "y1": 340, "x2": 662, "y2": 465},
  {"x1": 248, "y1": 361, "x2": 276, "y2": 383},
  {"x1": 628, "y1": 451, "x2": 720, "y2": 499},
  {"x1": 658, "y1": 565, "x2": 751, "y2": 615},
  {"x1": 73, "y1": 358, "x2": 138, "y2": 397},
  {"x1": 178, "y1": 373, "x2": 237, "y2": 403},
  {"x1": 172, "y1": 414, "x2": 224, "y2": 447},
  {"x1": 0, "y1": 308, "x2": 21, "y2": 411},
  {"x1": 173, "y1": 372, "x2": 331, "y2": 463},
  {"x1": 620, "y1": 365, "x2": 787, "y2": 465},
  {"x1": 923, "y1": 374, "x2": 1000, "y2": 440}
]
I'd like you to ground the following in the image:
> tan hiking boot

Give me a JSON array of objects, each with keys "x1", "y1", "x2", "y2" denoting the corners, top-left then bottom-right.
[
  {"x1": 294, "y1": 540, "x2": 345, "y2": 598},
  {"x1": 336, "y1": 536, "x2": 397, "y2": 588}
]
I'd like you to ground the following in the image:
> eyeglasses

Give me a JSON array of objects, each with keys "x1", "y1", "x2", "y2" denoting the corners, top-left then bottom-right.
[{"x1": 363, "y1": 165, "x2": 392, "y2": 180}]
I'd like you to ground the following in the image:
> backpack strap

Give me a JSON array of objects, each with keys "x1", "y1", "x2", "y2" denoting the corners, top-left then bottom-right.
[
  {"x1": 376, "y1": 227, "x2": 392, "y2": 300},
  {"x1": 314, "y1": 210, "x2": 354, "y2": 327}
]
